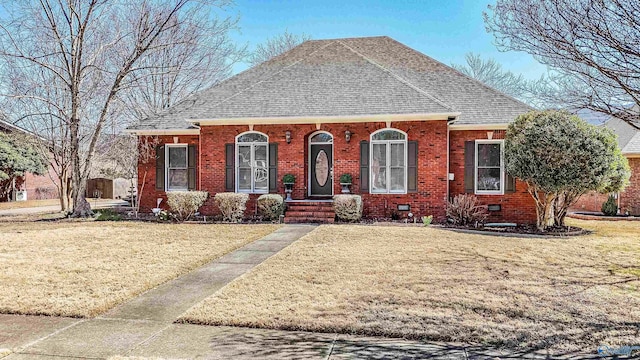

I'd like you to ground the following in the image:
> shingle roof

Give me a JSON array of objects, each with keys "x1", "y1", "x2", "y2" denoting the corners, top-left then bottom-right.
[
  {"x1": 604, "y1": 114, "x2": 640, "y2": 155},
  {"x1": 128, "y1": 36, "x2": 532, "y2": 131}
]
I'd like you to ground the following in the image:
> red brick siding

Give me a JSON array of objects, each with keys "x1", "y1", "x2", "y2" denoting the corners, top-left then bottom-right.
[
  {"x1": 571, "y1": 157, "x2": 640, "y2": 215},
  {"x1": 620, "y1": 157, "x2": 640, "y2": 215},
  {"x1": 139, "y1": 124, "x2": 540, "y2": 224},
  {"x1": 140, "y1": 121, "x2": 449, "y2": 221},
  {"x1": 138, "y1": 135, "x2": 200, "y2": 212},
  {"x1": 449, "y1": 130, "x2": 537, "y2": 224},
  {"x1": 23, "y1": 171, "x2": 58, "y2": 200},
  {"x1": 571, "y1": 192, "x2": 609, "y2": 213}
]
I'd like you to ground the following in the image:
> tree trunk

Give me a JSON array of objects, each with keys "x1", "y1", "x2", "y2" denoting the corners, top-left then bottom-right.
[
  {"x1": 72, "y1": 176, "x2": 92, "y2": 217},
  {"x1": 58, "y1": 169, "x2": 71, "y2": 213},
  {"x1": 534, "y1": 193, "x2": 556, "y2": 232}
]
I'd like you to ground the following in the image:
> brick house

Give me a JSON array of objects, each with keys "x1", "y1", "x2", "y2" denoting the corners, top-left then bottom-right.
[
  {"x1": 603, "y1": 114, "x2": 640, "y2": 215},
  {"x1": 126, "y1": 36, "x2": 536, "y2": 223},
  {"x1": 0, "y1": 119, "x2": 58, "y2": 201}
]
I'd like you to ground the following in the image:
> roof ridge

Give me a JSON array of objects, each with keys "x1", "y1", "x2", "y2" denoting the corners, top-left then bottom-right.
[
  {"x1": 384, "y1": 37, "x2": 535, "y2": 112},
  {"x1": 197, "y1": 41, "x2": 338, "y2": 115},
  {"x1": 335, "y1": 40, "x2": 454, "y2": 112}
]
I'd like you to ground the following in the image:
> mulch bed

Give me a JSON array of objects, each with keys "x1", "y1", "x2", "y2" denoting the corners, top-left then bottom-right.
[
  {"x1": 439, "y1": 224, "x2": 590, "y2": 237},
  {"x1": 569, "y1": 212, "x2": 640, "y2": 221}
]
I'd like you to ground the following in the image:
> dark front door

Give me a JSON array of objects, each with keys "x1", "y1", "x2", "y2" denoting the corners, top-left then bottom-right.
[{"x1": 310, "y1": 144, "x2": 333, "y2": 196}]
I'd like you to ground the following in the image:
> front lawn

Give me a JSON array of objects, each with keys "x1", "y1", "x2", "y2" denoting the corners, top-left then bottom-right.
[
  {"x1": 0, "y1": 221, "x2": 279, "y2": 317},
  {"x1": 180, "y1": 219, "x2": 640, "y2": 353}
]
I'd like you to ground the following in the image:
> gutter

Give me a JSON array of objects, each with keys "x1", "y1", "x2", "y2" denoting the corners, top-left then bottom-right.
[{"x1": 189, "y1": 112, "x2": 461, "y2": 126}]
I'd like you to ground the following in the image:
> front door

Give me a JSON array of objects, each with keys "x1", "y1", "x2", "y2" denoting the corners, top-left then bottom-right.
[{"x1": 310, "y1": 143, "x2": 333, "y2": 196}]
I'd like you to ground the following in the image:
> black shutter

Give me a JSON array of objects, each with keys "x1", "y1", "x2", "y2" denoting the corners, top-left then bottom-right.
[
  {"x1": 225, "y1": 143, "x2": 235, "y2": 191},
  {"x1": 464, "y1": 141, "x2": 475, "y2": 193},
  {"x1": 408, "y1": 141, "x2": 418, "y2": 193},
  {"x1": 360, "y1": 141, "x2": 369, "y2": 192},
  {"x1": 188, "y1": 145, "x2": 197, "y2": 190},
  {"x1": 269, "y1": 143, "x2": 278, "y2": 192},
  {"x1": 505, "y1": 173, "x2": 516, "y2": 193},
  {"x1": 155, "y1": 145, "x2": 165, "y2": 191}
]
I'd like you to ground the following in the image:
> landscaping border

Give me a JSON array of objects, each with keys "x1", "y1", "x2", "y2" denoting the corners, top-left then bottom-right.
[{"x1": 568, "y1": 212, "x2": 640, "y2": 221}]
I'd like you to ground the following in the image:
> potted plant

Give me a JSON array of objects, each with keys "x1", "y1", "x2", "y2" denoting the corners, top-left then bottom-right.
[
  {"x1": 283, "y1": 174, "x2": 295, "y2": 201},
  {"x1": 339, "y1": 173, "x2": 352, "y2": 193}
]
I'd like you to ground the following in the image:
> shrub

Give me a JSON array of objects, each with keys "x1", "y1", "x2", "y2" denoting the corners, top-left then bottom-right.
[
  {"x1": 446, "y1": 194, "x2": 487, "y2": 226},
  {"x1": 339, "y1": 173, "x2": 352, "y2": 184},
  {"x1": 422, "y1": 215, "x2": 433, "y2": 226},
  {"x1": 601, "y1": 194, "x2": 618, "y2": 216},
  {"x1": 257, "y1": 194, "x2": 284, "y2": 221},
  {"x1": 283, "y1": 174, "x2": 295, "y2": 183},
  {"x1": 95, "y1": 209, "x2": 122, "y2": 221},
  {"x1": 333, "y1": 194, "x2": 362, "y2": 222},
  {"x1": 167, "y1": 191, "x2": 209, "y2": 221},
  {"x1": 214, "y1": 192, "x2": 249, "y2": 222}
]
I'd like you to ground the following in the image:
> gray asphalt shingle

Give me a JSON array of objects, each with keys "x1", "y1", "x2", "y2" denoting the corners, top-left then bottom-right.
[
  {"x1": 605, "y1": 115, "x2": 640, "y2": 154},
  {"x1": 128, "y1": 36, "x2": 532, "y2": 131}
]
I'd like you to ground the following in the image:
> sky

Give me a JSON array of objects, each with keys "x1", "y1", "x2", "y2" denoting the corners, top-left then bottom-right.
[{"x1": 226, "y1": 0, "x2": 549, "y2": 79}]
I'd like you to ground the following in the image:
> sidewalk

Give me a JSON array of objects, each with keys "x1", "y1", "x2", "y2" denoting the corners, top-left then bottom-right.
[{"x1": 0, "y1": 225, "x2": 602, "y2": 360}]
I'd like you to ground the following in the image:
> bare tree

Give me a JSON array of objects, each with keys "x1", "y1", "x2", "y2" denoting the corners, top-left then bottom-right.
[
  {"x1": 119, "y1": 13, "x2": 245, "y2": 122},
  {"x1": 94, "y1": 135, "x2": 159, "y2": 217},
  {"x1": 484, "y1": 0, "x2": 640, "y2": 128},
  {"x1": 452, "y1": 53, "x2": 568, "y2": 110},
  {"x1": 247, "y1": 30, "x2": 310, "y2": 66},
  {"x1": 0, "y1": 0, "x2": 241, "y2": 216}
]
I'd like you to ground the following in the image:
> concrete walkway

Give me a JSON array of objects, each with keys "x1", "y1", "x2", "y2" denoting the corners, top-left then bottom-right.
[
  {"x1": 0, "y1": 199, "x2": 128, "y2": 216},
  {"x1": 0, "y1": 225, "x2": 602, "y2": 360}
]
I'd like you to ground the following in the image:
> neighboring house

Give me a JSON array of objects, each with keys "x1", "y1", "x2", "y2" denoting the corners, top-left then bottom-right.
[
  {"x1": 604, "y1": 114, "x2": 640, "y2": 215},
  {"x1": 0, "y1": 118, "x2": 58, "y2": 201},
  {"x1": 572, "y1": 108, "x2": 640, "y2": 215},
  {"x1": 126, "y1": 36, "x2": 536, "y2": 223}
]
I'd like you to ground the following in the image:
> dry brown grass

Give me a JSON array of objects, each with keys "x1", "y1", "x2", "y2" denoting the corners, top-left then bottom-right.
[
  {"x1": 0, "y1": 221, "x2": 278, "y2": 317},
  {"x1": 180, "y1": 219, "x2": 640, "y2": 353},
  {"x1": 0, "y1": 198, "x2": 62, "y2": 210},
  {"x1": 0, "y1": 198, "x2": 116, "y2": 211}
]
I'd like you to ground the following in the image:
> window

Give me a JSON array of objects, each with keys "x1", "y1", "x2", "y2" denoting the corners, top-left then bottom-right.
[
  {"x1": 475, "y1": 140, "x2": 504, "y2": 194},
  {"x1": 370, "y1": 129, "x2": 407, "y2": 194},
  {"x1": 166, "y1": 145, "x2": 188, "y2": 191},
  {"x1": 236, "y1": 131, "x2": 268, "y2": 193}
]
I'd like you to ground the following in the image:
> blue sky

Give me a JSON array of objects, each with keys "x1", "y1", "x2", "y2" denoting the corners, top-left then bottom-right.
[{"x1": 227, "y1": 0, "x2": 548, "y2": 79}]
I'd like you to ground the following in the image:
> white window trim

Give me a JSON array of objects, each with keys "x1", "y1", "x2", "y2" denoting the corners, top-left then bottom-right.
[
  {"x1": 165, "y1": 144, "x2": 189, "y2": 192},
  {"x1": 369, "y1": 128, "x2": 408, "y2": 194},
  {"x1": 474, "y1": 139, "x2": 504, "y2": 195},
  {"x1": 235, "y1": 131, "x2": 269, "y2": 194}
]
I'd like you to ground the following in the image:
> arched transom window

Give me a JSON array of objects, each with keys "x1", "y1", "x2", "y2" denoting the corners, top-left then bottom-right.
[
  {"x1": 236, "y1": 131, "x2": 268, "y2": 193},
  {"x1": 370, "y1": 129, "x2": 407, "y2": 194}
]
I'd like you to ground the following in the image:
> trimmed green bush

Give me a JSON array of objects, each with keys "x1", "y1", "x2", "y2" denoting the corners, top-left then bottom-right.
[
  {"x1": 167, "y1": 191, "x2": 209, "y2": 221},
  {"x1": 601, "y1": 194, "x2": 618, "y2": 216},
  {"x1": 214, "y1": 192, "x2": 249, "y2": 223},
  {"x1": 95, "y1": 209, "x2": 122, "y2": 221},
  {"x1": 339, "y1": 173, "x2": 352, "y2": 184},
  {"x1": 283, "y1": 174, "x2": 295, "y2": 183},
  {"x1": 333, "y1": 194, "x2": 362, "y2": 222},
  {"x1": 257, "y1": 194, "x2": 284, "y2": 221}
]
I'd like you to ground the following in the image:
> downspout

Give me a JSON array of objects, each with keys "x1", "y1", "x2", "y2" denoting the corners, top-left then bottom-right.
[
  {"x1": 195, "y1": 123, "x2": 202, "y2": 191},
  {"x1": 446, "y1": 119, "x2": 453, "y2": 203}
]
